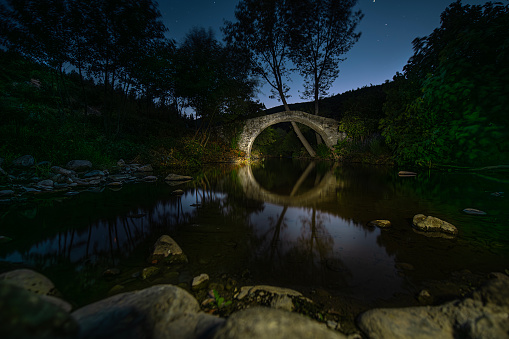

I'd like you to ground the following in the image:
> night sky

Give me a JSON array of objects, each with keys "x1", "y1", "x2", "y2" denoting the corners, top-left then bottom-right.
[{"x1": 159, "y1": 0, "x2": 495, "y2": 109}]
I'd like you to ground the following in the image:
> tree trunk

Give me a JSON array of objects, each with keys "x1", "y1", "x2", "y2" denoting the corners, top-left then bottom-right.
[{"x1": 281, "y1": 92, "x2": 316, "y2": 157}]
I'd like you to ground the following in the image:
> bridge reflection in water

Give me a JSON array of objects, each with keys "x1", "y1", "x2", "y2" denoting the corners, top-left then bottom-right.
[{"x1": 237, "y1": 161, "x2": 403, "y2": 301}]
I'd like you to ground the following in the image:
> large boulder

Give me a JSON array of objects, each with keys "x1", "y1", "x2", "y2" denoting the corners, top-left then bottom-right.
[
  {"x1": 0, "y1": 269, "x2": 59, "y2": 296},
  {"x1": 0, "y1": 282, "x2": 78, "y2": 339},
  {"x1": 212, "y1": 307, "x2": 347, "y2": 339},
  {"x1": 357, "y1": 272, "x2": 509, "y2": 339},
  {"x1": 72, "y1": 284, "x2": 223, "y2": 339},
  {"x1": 412, "y1": 214, "x2": 458, "y2": 235}
]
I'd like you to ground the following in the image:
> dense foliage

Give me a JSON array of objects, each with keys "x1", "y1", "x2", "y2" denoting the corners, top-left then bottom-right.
[
  {"x1": 381, "y1": 1, "x2": 509, "y2": 167},
  {"x1": 0, "y1": 0, "x2": 258, "y2": 167}
]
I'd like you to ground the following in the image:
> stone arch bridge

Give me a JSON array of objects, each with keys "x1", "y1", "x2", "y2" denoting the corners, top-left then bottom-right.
[{"x1": 237, "y1": 111, "x2": 344, "y2": 157}]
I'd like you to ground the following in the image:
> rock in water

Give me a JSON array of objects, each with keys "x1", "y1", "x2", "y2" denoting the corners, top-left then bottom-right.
[
  {"x1": 192, "y1": 273, "x2": 210, "y2": 290},
  {"x1": 412, "y1": 214, "x2": 458, "y2": 235},
  {"x1": 149, "y1": 235, "x2": 188, "y2": 264},
  {"x1": 398, "y1": 171, "x2": 417, "y2": 177},
  {"x1": 165, "y1": 173, "x2": 193, "y2": 181},
  {"x1": 462, "y1": 208, "x2": 487, "y2": 216},
  {"x1": 367, "y1": 220, "x2": 392, "y2": 228}
]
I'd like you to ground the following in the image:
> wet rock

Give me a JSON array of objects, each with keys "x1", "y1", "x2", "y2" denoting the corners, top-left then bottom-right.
[
  {"x1": 395, "y1": 262, "x2": 414, "y2": 271},
  {"x1": 236, "y1": 285, "x2": 304, "y2": 301},
  {"x1": 12, "y1": 154, "x2": 35, "y2": 167},
  {"x1": 137, "y1": 164, "x2": 153, "y2": 172},
  {"x1": 357, "y1": 272, "x2": 509, "y2": 339},
  {"x1": 65, "y1": 160, "x2": 92, "y2": 172},
  {"x1": 144, "y1": 175, "x2": 158, "y2": 182},
  {"x1": 149, "y1": 235, "x2": 188, "y2": 265},
  {"x1": 412, "y1": 214, "x2": 458, "y2": 235},
  {"x1": 117, "y1": 159, "x2": 125, "y2": 167},
  {"x1": 165, "y1": 173, "x2": 193, "y2": 181},
  {"x1": 270, "y1": 294, "x2": 294, "y2": 311},
  {"x1": 192, "y1": 273, "x2": 210, "y2": 290},
  {"x1": 212, "y1": 307, "x2": 346, "y2": 339},
  {"x1": 0, "y1": 282, "x2": 79, "y2": 339},
  {"x1": 83, "y1": 170, "x2": 105, "y2": 178},
  {"x1": 462, "y1": 208, "x2": 487, "y2": 216},
  {"x1": 172, "y1": 189, "x2": 185, "y2": 195},
  {"x1": 367, "y1": 220, "x2": 391, "y2": 228},
  {"x1": 108, "y1": 285, "x2": 125, "y2": 295},
  {"x1": 141, "y1": 266, "x2": 160, "y2": 280},
  {"x1": 398, "y1": 171, "x2": 417, "y2": 177},
  {"x1": 0, "y1": 166, "x2": 8, "y2": 177},
  {"x1": 107, "y1": 181, "x2": 122, "y2": 187},
  {"x1": 38, "y1": 179, "x2": 54, "y2": 188},
  {"x1": 72, "y1": 284, "x2": 223, "y2": 339},
  {"x1": 0, "y1": 269, "x2": 59, "y2": 296},
  {"x1": 0, "y1": 189, "x2": 14, "y2": 197},
  {"x1": 0, "y1": 235, "x2": 13, "y2": 243},
  {"x1": 50, "y1": 166, "x2": 75, "y2": 177},
  {"x1": 417, "y1": 289, "x2": 433, "y2": 305}
]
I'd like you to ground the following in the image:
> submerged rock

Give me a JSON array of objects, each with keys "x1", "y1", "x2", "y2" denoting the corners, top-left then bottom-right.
[
  {"x1": 412, "y1": 214, "x2": 458, "y2": 235},
  {"x1": 367, "y1": 220, "x2": 392, "y2": 228},
  {"x1": 462, "y1": 208, "x2": 487, "y2": 216}
]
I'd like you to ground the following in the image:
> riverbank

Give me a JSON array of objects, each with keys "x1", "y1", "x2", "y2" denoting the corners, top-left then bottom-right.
[{"x1": 1, "y1": 267, "x2": 508, "y2": 338}]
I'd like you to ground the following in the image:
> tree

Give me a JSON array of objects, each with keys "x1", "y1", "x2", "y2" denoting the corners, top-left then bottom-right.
[
  {"x1": 174, "y1": 27, "x2": 258, "y2": 146},
  {"x1": 381, "y1": 0, "x2": 509, "y2": 166},
  {"x1": 287, "y1": 0, "x2": 362, "y2": 117},
  {"x1": 223, "y1": 0, "x2": 316, "y2": 156},
  {"x1": 0, "y1": 0, "x2": 74, "y2": 108}
]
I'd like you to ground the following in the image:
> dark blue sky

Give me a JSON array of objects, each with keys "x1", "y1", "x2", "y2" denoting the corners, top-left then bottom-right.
[{"x1": 160, "y1": 0, "x2": 492, "y2": 109}]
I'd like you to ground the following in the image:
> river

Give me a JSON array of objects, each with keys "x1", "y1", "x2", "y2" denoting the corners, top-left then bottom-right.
[{"x1": 1, "y1": 158, "x2": 508, "y2": 310}]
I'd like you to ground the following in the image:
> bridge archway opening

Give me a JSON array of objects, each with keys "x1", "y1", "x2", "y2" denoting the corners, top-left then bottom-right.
[
  {"x1": 237, "y1": 111, "x2": 343, "y2": 158},
  {"x1": 251, "y1": 122, "x2": 323, "y2": 157}
]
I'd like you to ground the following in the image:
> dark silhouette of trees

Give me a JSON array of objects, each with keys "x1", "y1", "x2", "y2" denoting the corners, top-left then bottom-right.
[
  {"x1": 381, "y1": 0, "x2": 509, "y2": 166},
  {"x1": 287, "y1": 0, "x2": 362, "y2": 118},
  {"x1": 223, "y1": 0, "x2": 316, "y2": 157},
  {"x1": 173, "y1": 27, "x2": 258, "y2": 146}
]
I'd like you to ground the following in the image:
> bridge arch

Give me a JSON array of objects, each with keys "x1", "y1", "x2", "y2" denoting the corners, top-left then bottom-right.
[{"x1": 237, "y1": 111, "x2": 344, "y2": 157}]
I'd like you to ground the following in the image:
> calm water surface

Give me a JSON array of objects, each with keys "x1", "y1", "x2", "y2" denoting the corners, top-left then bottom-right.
[{"x1": 1, "y1": 159, "x2": 508, "y2": 307}]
